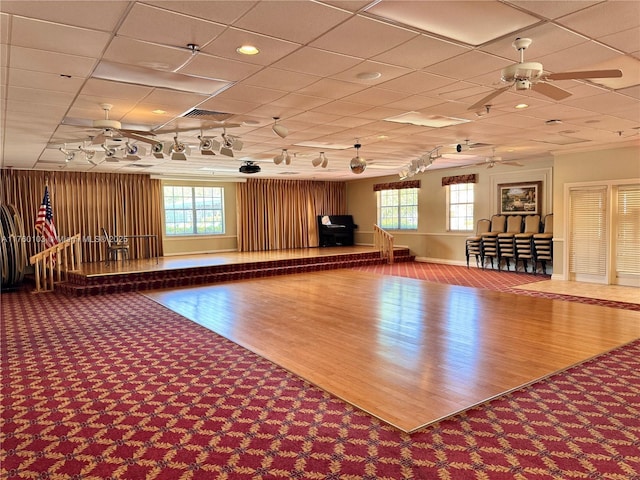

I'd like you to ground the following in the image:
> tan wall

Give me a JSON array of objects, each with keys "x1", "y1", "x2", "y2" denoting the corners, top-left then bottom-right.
[
  {"x1": 347, "y1": 157, "x2": 555, "y2": 265},
  {"x1": 161, "y1": 180, "x2": 239, "y2": 256},
  {"x1": 551, "y1": 145, "x2": 640, "y2": 278}
]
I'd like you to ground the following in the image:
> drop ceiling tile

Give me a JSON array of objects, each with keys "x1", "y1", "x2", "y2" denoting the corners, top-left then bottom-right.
[
  {"x1": 7, "y1": 85, "x2": 75, "y2": 107},
  {"x1": 8, "y1": 68, "x2": 84, "y2": 93},
  {"x1": 139, "y1": 89, "x2": 209, "y2": 109},
  {"x1": 479, "y1": 23, "x2": 589, "y2": 61},
  {"x1": 270, "y1": 93, "x2": 333, "y2": 110},
  {"x1": 272, "y1": 47, "x2": 363, "y2": 76},
  {"x1": 233, "y1": 1, "x2": 352, "y2": 44},
  {"x1": 377, "y1": 71, "x2": 453, "y2": 95},
  {"x1": 295, "y1": 78, "x2": 367, "y2": 99},
  {"x1": 1, "y1": 13, "x2": 10, "y2": 44},
  {"x1": 312, "y1": 99, "x2": 376, "y2": 116},
  {"x1": 103, "y1": 37, "x2": 192, "y2": 72},
  {"x1": 332, "y1": 60, "x2": 412, "y2": 85},
  {"x1": 145, "y1": 1, "x2": 257, "y2": 25},
  {"x1": 557, "y1": 1, "x2": 640, "y2": 39},
  {"x1": 387, "y1": 95, "x2": 445, "y2": 111},
  {"x1": 341, "y1": 87, "x2": 408, "y2": 107},
  {"x1": 78, "y1": 79, "x2": 154, "y2": 103},
  {"x1": 365, "y1": 0, "x2": 540, "y2": 46},
  {"x1": 538, "y1": 41, "x2": 627, "y2": 74},
  {"x1": 242, "y1": 67, "x2": 320, "y2": 92},
  {"x1": 0, "y1": 0, "x2": 130, "y2": 31},
  {"x1": 117, "y1": 3, "x2": 226, "y2": 48},
  {"x1": 11, "y1": 17, "x2": 111, "y2": 57},
  {"x1": 310, "y1": 15, "x2": 418, "y2": 58},
  {"x1": 180, "y1": 53, "x2": 262, "y2": 82},
  {"x1": 201, "y1": 27, "x2": 300, "y2": 66},
  {"x1": 372, "y1": 34, "x2": 470, "y2": 70},
  {"x1": 599, "y1": 27, "x2": 640, "y2": 56},
  {"x1": 216, "y1": 84, "x2": 288, "y2": 104},
  {"x1": 9, "y1": 46, "x2": 96, "y2": 78},
  {"x1": 507, "y1": 1, "x2": 601, "y2": 20},
  {"x1": 194, "y1": 97, "x2": 263, "y2": 116},
  {"x1": 424, "y1": 50, "x2": 513, "y2": 80}
]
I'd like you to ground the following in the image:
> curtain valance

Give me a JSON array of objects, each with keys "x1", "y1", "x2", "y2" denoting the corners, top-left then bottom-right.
[
  {"x1": 441, "y1": 174, "x2": 477, "y2": 186},
  {"x1": 373, "y1": 180, "x2": 420, "y2": 191}
]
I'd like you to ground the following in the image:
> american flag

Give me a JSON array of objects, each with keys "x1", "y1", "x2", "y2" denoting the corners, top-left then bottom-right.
[{"x1": 35, "y1": 185, "x2": 59, "y2": 250}]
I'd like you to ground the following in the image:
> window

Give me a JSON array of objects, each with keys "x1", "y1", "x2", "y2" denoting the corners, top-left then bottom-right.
[
  {"x1": 378, "y1": 188, "x2": 418, "y2": 230},
  {"x1": 163, "y1": 186, "x2": 224, "y2": 235},
  {"x1": 448, "y1": 183, "x2": 474, "y2": 231}
]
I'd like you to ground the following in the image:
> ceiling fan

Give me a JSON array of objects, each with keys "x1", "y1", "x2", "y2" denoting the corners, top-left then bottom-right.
[
  {"x1": 468, "y1": 37, "x2": 623, "y2": 111},
  {"x1": 63, "y1": 103, "x2": 158, "y2": 146}
]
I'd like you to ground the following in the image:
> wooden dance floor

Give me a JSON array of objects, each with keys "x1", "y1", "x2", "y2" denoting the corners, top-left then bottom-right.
[{"x1": 144, "y1": 267, "x2": 640, "y2": 433}]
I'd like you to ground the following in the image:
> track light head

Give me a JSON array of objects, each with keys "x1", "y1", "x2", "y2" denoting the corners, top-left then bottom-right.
[{"x1": 272, "y1": 117, "x2": 288, "y2": 138}]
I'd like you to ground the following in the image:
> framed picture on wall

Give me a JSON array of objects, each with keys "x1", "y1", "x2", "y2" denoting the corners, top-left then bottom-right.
[{"x1": 498, "y1": 181, "x2": 542, "y2": 215}]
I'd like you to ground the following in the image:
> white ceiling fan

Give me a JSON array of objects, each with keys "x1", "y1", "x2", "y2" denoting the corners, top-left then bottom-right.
[
  {"x1": 62, "y1": 103, "x2": 158, "y2": 146},
  {"x1": 468, "y1": 37, "x2": 623, "y2": 111}
]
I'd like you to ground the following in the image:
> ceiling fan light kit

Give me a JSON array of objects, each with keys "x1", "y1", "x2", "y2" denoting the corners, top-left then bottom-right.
[{"x1": 468, "y1": 37, "x2": 623, "y2": 112}]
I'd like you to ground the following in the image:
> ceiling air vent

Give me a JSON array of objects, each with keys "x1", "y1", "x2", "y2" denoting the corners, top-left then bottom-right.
[{"x1": 181, "y1": 109, "x2": 233, "y2": 121}]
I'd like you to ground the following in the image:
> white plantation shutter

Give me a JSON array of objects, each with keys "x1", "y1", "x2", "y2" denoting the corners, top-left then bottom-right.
[
  {"x1": 616, "y1": 185, "x2": 640, "y2": 276},
  {"x1": 569, "y1": 186, "x2": 608, "y2": 278}
]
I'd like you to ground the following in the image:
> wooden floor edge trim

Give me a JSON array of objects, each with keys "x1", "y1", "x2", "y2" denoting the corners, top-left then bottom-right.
[{"x1": 407, "y1": 337, "x2": 640, "y2": 434}]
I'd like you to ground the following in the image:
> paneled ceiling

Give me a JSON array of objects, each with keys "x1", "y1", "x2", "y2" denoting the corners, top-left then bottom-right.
[{"x1": 1, "y1": 0, "x2": 639, "y2": 181}]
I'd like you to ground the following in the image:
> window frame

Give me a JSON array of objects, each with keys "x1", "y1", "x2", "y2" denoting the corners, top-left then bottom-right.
[
  {"x1": 377, "y1": 187, "x2": 419, "y2": 230},
  {"x1": 163, "y1": 185, "x2": 225, "y2": 236},
  {"x1": 447, "y1": 183, "x2": 475, "y2": 232}
]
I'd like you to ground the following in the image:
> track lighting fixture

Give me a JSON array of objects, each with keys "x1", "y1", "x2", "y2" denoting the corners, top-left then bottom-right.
[
  {"x1": 272, "y1": 117, "x2": 288, "y2": 138},
  {"x1": 198, "y1": 135, "x2": 220, "y2": 155},
  {"x1": 171, "y1": 135, "x2": 189, "y2": 160},
  {"x1": 220, "y1": 130, "x2": 243, "y2": 157},
  {"x1": 350, "y1": 141, "x2": 366, "y2": 174},
  {"x1": 124, "y1": 142, "x2": 144, "y2": 160},
  {"x1": 312, "y1": 152, "x2": 328, "y2": 168},
  {"x1": 59, "y1": 146, "x2": 75, "y2": 163},
  {"x1": 273, "y1": 149, "x2": 291, "y2": 165}
]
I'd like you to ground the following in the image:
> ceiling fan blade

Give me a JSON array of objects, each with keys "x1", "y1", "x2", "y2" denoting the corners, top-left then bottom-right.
[
  {"x1": 120, "y1": 128, "x2": 156, "y2": 136},
  {"x1": 467, "y1": 85, "x2": 512, "y2": 111},
  {"x1": 502, "y1": 161, "x2": 524, "y2": 167},
  {"x1": 122, "y1": 131, "x2": 159, "y2": 145},
  {"x1": 546, "y1": 69, "x2": 622, "y2": 81},
  {"x1": 531, "y1": 81, "x2": 572, "y2": 100}
]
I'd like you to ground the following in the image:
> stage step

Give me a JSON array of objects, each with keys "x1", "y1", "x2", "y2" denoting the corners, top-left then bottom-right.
[{"x1": 57, "y1": 248, "x2": 414, "y2": 297}]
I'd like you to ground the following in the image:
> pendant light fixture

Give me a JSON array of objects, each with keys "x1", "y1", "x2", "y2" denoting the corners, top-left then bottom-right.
[
  {"x1": 273, "y1": 148, "x2": 291, "y2": 165},
  {"x1": 350, "y1": 141, "x2": 367, "y2": 174}
]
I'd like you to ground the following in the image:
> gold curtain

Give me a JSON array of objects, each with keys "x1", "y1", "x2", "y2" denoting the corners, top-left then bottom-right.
[
  {"x1": 0, "y1": 169, "x2": 163, "y2": 263},
  {"x1": 236, "y1": 178, "x2": 346, "y2": 252}
]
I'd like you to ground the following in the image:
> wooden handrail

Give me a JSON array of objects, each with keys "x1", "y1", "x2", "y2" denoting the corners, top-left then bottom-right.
[
  {"x1": 29, "y1": 233, "x2": 82, "y2": 293},
  {"x1": 373, "y1": 224, "x2": 394, "y2": 264}
]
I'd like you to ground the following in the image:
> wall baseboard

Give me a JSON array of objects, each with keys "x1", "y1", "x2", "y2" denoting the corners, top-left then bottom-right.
[
  {"x1": 163, "y1": 248, "x2": 238, "y2": 257},
  {"x1": 415, "y1": 256, "x2": 468, "y2": 267}
]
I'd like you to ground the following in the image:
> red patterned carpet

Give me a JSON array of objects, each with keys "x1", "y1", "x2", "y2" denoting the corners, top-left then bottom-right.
[{"x1": 2, "y1": 286, "x2": 639, "y2": 479}]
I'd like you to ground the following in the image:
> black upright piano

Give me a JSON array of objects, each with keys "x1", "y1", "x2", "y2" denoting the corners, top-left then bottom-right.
[{"x1": 317, "y1": 215, "x2": 357, "y2": 247}]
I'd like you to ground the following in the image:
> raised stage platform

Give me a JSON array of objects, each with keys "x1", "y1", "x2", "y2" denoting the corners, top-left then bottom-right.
[{"x1": 57, "y1": 246, "x2": 414, "y2": 296}]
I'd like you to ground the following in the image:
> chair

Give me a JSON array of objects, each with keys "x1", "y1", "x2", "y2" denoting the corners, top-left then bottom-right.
[
  {"x1": 533, "y1": 214, "x2": 553, "y2": 274},
  {"x1": 102, "y1": 228, "x2": 129, "y2": 265},
  {"x1": 514, "y1": 215, "x2": 541, "y2": 273},
  {"x1": 465, "y1": 219, "x2": 491, "y2": 268},
  {"x1": 480, "y1": 215, "x2": 506, "y2": 269},
  {"x1": 497, "y1": 215, "x2": 523, "y2": 271}
]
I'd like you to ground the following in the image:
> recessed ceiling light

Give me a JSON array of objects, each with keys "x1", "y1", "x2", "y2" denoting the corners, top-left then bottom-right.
[
  {"x1": 356, "y1": 72, "x2": 382, "y2": 80},
  {"x1": 236, "y1": 45, "x2": 259, "y2": 55},
  {"x1": 152, "y1": 109, "x2": 166, "y2": 115},
  {"x1": 515, "y1": 103, "x2": 529, "y2": 109}
]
